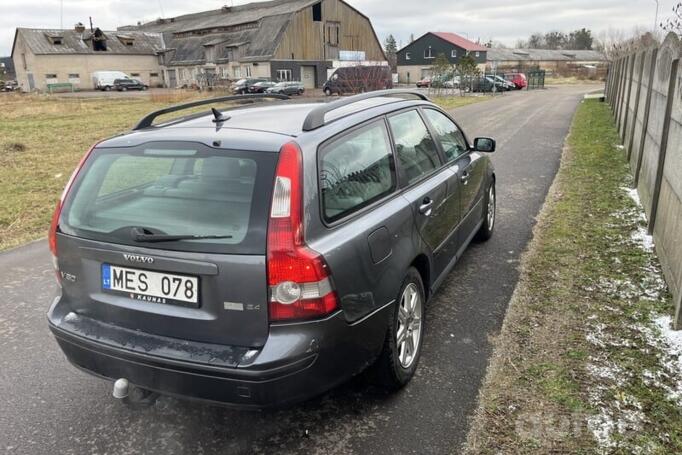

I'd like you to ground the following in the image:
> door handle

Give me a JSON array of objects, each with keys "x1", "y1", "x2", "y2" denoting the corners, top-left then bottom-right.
[
  {"x1": 418, "y1": 197, "x2": 434, "y2": 216},
  {"x1": 461, "y1": 170, "x2": 470, "y2": 185}
]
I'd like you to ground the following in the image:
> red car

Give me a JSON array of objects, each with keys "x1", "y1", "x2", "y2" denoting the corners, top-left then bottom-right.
[
  {"x1": 506, "y1": 73, "x2": 527, "y2": 90},
  {"x1": 416, "y1": 77, "x2": 431, "y2": 88}
]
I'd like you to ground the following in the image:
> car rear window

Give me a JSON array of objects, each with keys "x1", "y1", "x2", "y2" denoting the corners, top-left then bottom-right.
[{"x1": 59, "y1": 142, "x2": 276, "y2": 254}]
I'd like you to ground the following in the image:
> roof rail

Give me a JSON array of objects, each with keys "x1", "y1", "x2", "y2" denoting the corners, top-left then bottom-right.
[
  {"x1": 302, "y1": 89, "x2": 430, "y2": 132},
  {"x1": 132, "y1": 93, "x2": 291, "y2": 131}
]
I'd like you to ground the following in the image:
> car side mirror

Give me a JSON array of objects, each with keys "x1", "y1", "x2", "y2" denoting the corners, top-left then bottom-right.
[{"x1": 473, "y1": 137, "x2": 496, "y2": 153}]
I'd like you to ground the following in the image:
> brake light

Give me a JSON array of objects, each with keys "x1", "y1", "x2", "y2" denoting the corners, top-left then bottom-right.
[
  {"x1": 48, "y1": 142, "x2": 98, "y2": 284},
  {"x1": 267, "y1": 142, "x2": 338, "y2": 321}
]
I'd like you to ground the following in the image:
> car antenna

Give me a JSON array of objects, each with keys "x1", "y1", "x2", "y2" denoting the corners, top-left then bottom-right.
[{"x1": 211, "y1": 107, "x2": 230, "y2": 123}]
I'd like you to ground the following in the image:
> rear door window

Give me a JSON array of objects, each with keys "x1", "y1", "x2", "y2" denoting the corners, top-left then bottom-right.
[
  {"x1": 422, "y1": 109, "x2": 469, "y2": 162},
  {"x1": 59, "y1": 142, "x2": 276, "y2": 254},
  {"x1": 319, "y1": 120, "x2": 396, "y2": 222},
  {"x1": 388, "y1": 110, "x2": 441, "y2": 184}
]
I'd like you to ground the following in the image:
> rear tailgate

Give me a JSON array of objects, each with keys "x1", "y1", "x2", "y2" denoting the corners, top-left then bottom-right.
[
  {"x1": 55, "y1": 142, "x2": 276, "y2": 347},
  {"x1": 57, "y1": 236, "x2": 268, "y2": 347}
]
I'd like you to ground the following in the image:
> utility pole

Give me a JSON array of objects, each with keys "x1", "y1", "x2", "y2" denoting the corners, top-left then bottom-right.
[{"x1": 653, "y1": 0, "x2": 660, "y2": 32}]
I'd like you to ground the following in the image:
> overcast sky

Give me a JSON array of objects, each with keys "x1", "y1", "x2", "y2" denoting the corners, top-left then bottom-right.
[{"x1": 1, "y1": 0, "x2": 676, "y2": 55}]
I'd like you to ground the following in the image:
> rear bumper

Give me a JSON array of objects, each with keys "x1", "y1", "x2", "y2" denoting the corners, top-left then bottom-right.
[{"x1": 47, "y1": 297, "x2": 390, "y2": 409}]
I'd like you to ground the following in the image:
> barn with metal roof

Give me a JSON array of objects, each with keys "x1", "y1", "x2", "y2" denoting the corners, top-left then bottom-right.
[{"x1": 121, "y1": 0, "x2": 386, "y2": 89}]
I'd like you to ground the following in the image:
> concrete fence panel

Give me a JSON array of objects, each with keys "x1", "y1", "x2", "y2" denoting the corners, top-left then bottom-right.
[
  {"x1": 624, "y1": 51, "x2": 645, "y2": 158},
  {"x1": 650, "y1": 34, "x2": 682, "y2": 324},
  {"x1": 620, "y1": 55, "x2": 635, "y2": 140},
  {"x1": 605, "y1": 32, "x2": 682, "y2": 328},
  {"x1": 638, "y1": 40, "x2": 676, "y2": 217},
  {"x1": 631, "y1": 48, "x2": 658, "y2": 182}
]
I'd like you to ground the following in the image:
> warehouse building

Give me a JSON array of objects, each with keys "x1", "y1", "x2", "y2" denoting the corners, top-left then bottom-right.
[
  {"x1": 485, "y1": 48, "x2": 607, "y2": 72},
  {"x1": 11, "y1": 24, "x2": 164, "y2": 91},
  {"x1": 120, "y1": 0, "x2": 387, "y2": 89}
]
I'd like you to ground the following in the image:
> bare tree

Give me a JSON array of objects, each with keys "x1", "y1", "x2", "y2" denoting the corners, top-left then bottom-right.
[
  {"x1": 595, "y1": 27, "x2": 660, "y2": 60},
  {"x1": 661, "y1": 3, "x2": 682, "y2": 36}
]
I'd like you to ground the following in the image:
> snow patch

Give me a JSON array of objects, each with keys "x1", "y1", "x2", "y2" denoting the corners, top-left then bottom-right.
[
  {"x1": 631, "y1": 226, "x2": 654, "y2": 252},
  {"x1": 621, "y1": 186, "x2": 642, "y2": 208}
]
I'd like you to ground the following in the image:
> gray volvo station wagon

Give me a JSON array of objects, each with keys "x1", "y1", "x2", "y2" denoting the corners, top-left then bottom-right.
[{"x1": 47, "y1": 90, "x2": 497, "y2": 408}]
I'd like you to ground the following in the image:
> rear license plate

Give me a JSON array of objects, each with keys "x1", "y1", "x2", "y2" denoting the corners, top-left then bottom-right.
[{"x1": 102, "y1": 264, "x2": 199, "y2": 307}]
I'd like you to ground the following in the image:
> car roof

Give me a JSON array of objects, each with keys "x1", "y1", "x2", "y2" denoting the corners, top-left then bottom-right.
[{"x1": 98, "y1": 95, "x2": 433, "y2": 151}]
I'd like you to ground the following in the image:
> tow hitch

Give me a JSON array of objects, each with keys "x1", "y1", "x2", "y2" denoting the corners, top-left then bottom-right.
[{"x1": 112, "y1": 378, "x2": 159, "y2": 409}]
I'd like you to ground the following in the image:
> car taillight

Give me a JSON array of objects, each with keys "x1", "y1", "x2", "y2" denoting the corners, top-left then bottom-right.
[
  {"x1": 48, "y1": 142, "x2": 98, "y2": 285},
  {"x1": 267, "y1": 142, "x2": 338, "y2": 321}
]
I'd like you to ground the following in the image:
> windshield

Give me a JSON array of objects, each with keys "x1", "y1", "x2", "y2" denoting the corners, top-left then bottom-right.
[
  {"x1": 59, "y1": 142, "x2": 277, "y2": 254},
  {"x1": 235, "y1": 79, "x2": 247, "y2": 84}
]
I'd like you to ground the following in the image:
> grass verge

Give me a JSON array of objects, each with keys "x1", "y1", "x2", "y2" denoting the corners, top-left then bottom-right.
[
  {"x1": 463, "y1": 100, "x2": 681, "y2": 454},
  {"x1": 432, "y1": 94, "x2": 492, "y2": 110},
  {"x1": 545, "y1": 76, "x2": 603, "y2": 85}
]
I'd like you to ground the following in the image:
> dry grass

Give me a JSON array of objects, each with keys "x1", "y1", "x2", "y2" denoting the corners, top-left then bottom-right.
[
  {"x1": 432, "y1": 94, "x2": 493, "y2": 110},
  {"x1": 0, "y1": 91, "x2": 233, "y2": 251},
  {"x1": 545, "y1": 76, "x2": 604, "y2": 86}
]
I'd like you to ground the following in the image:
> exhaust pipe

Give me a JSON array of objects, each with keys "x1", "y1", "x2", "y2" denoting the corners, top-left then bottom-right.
[{"x1": 112, "y1": 378, "x2": 129, "y2": 399}]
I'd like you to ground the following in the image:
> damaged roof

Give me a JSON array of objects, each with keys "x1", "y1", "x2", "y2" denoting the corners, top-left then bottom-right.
[
  {"x1": 119, "y1": 0, "x2": 320, "y2": 65},
  {"x1": 12, "y1": 28, "x2": 165, "y2": 56},
  {"x1": 120, "y1": 0, "x2": 318, "y2": 34}
]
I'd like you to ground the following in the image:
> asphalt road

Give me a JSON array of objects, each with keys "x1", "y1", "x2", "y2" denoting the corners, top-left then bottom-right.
[{"x1": 0, "y1": 85, "x2": 595, "y2": 455}]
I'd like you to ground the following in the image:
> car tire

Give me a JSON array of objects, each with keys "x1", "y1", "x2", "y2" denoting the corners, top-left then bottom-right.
[
  {"x1": 374, "y1": 267, "x2": 425, "y2": 390},
  {"x1": 104, "y1": 86, "x2": 111, "y2": 91},
  {"x1": 142, "y1": 86, "x2": 148, "y2": 91},
  {"x1": 324, "y1": 87, "x2": 332, "y2": 96},
  {"x1": 298, "y1": 89, "x2": 303, "y2": 95},
  {"x1": 475, "y1": 180, "x2": 496, "y2": 242},
  {"x1": 121, "y1": 87, "x2": 127, "y2": 91}
]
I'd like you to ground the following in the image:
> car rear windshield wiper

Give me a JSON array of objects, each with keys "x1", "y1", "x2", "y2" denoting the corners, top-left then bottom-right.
[{"x1": 130, "y1": 227, "x2": 232, "y2": 243}]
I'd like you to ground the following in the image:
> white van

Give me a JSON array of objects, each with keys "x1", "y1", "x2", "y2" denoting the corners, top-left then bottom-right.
[{"x1": 91, "y1": 71, "x2": 131, "y2": 91}]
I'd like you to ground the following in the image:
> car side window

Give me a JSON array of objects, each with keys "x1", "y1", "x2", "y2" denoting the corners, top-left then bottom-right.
[
  {"x1": 388, "y1": 110, "x2": 441, "y2": 184},
  {"x1": 423, "y1": 109, "x2": 469, "y2": 162},
  {"x1": 319, "y1": 121, "x2": 395, "y2": 222}
]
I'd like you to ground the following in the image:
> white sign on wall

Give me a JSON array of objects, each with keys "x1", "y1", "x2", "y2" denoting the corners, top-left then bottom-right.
[{"x1": 339, "y1": 50, "x2": 366, "y2": 61}]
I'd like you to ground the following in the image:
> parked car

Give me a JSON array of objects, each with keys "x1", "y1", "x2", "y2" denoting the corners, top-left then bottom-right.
[
  {"x1": 248, "y1": 81, "x2": 276, "y2": 93},
  {"x1": 466, "y1": 76, "x2": 507, "y2": 93},
  {"x1": 486, "y1": 75, "x2": 514, "y2": 91},
  {"x1": 444, "y1": 76, "x2": 461, "y2": 89},
  {"x1": 504, "y1": 72, "x2": 527, "y2": 90},
  {"x1": 1, "y1": 80, "x2": 18, "y2": 92},
  {"x1": 113, "y1": 79, "x2": 148, "y2": 91},
  {"x1": 231, "y1": 78, "x2": 269, "y2": 94},
  {"x1": 266, "y1": 81, "x2": 305, "y2": 95},
  {"x1": 47, "y1": 90, "x2": 497, "y2": 409},
  {"x1": 323, "y1": 65, "x2": 392, "y2": 95},
  {"x1": 92, "y1": 71, "x2": 131, "y2": 91},
  {"x1": 416, "y1": 77, "x2": 431, "y2": 88}
]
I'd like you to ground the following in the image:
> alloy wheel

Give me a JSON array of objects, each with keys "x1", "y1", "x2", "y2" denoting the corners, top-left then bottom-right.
[
  {"x1": 396, "y1": 283, "x2": 423, "y2": 368},
  {"x1": 487, "y1": 185, "x2": 496, "y2": 230}
]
